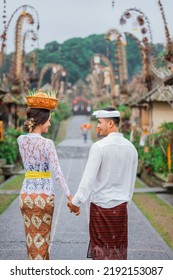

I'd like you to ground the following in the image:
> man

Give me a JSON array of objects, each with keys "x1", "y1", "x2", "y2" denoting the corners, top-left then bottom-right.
[{"x1": 68, "y1": 107, "x2": 138, "y2": 260}]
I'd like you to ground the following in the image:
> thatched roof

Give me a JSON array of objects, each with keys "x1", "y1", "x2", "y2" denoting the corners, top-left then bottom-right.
[
  {"x1": 137, "y1": 85, "x2": 173, "y2": 105},
  {"x1": 127, "y1": 68, "x2": 173, "y2": 107}
]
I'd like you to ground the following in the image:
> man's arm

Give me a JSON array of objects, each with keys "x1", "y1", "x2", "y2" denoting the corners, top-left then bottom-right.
[
  {"x1": 72, "y1": 143, "x2": 102, "y2": 207},
  {"x1": 129, "y1": 149, "x2": 138, "y2": 201}
]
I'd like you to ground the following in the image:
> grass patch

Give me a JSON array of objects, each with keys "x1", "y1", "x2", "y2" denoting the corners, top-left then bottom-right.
[
  {"x1": 0, "y1": 175, "x2": 24, "y2": 190},
  {"x1": 133, "y1": 192, "x2": 173, "y2": 250},
  {"x1": 55, "y1": 119, "x2": 68, "y2": 144},
  {"x1": 0, "y1": 194, "x2": 18, "y2": 214}
]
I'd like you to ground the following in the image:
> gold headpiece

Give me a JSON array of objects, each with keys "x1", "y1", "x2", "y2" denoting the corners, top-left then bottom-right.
[{"x1": 26, "y1": 89, "x2": 58, "y2": 110}]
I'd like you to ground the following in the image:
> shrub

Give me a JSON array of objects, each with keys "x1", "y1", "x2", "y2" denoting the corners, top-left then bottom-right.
[{"x1": 0, "y1": 128, "x2": 23, "y2": 164}]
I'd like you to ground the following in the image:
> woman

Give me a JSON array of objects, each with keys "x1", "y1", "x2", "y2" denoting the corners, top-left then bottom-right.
[{"x1": 17, "y1": 107, "x2": 72, "y2": 260}]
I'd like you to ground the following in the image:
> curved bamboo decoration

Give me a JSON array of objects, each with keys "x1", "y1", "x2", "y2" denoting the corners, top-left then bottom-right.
[
  {"x1": 90, "y1": 53, "x2": 115, "y2": 100},
  {"x1": 125, "y1": 32, "x2": 152, "y2": 90},
  {"x1": 106, "y1": 29, "x2": 128, "y2": 90},
  {"x1": 120, "y1": 8, "x2": 153, "y2": 54},
  {"x1": 22, "y1": 30, "x2": 38, "y2": 79},
  {"x1": 86, "y1": 73, "x2": 99, "y2": 106},
  {"x1": 38, "y1": 63, "x2": 64, "y2": 91},
  {"x1": 22, "y1": 30, "x2": 37, "y2": 54},
  {"x1": 0, "y1": 5, "x2": 39, "y2": 66},
  {"x1": 112, "y1": 1, "x2": 172, "y2": 60},
  {"x1": 157, "y1": 0, "x2": 173, "y2": 61},
  {"x1": 119, "y1": 8, "x2": 154, "y2": 91},
  {"x1": 14, "y1": 13, "x2": 34, "y2": 81}
]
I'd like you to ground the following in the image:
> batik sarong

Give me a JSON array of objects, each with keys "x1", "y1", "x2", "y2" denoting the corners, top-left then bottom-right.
[
  {"x1": 19, "y1": 193, "x2": 54, "y2": 260},
  {"x1": 88, "y1": 202, "x2": 128, "y2": 260}
]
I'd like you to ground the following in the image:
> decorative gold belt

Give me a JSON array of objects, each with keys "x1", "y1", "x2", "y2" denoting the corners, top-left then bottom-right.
[{"x1": 25, "y1": 171, "x2": 51, "y2": 179}]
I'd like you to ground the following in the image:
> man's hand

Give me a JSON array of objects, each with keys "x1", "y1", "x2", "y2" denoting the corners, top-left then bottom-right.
[{"x1": 67, "y1": 201, "x2": 80, "y2": 216}]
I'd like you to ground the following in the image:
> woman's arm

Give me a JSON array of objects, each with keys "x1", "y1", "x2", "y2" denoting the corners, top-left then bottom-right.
[{"x1": 46, "y1": 139, "x2": 71, "y2": 197}]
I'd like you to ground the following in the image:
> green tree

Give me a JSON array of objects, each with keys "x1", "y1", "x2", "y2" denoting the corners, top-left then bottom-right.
[{"x1": 0, "y1": 34, "x2": 165, "y2": 86}]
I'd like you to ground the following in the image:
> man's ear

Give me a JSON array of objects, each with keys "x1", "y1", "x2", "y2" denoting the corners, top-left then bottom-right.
[{"x1": 109, "y1": 119, "x2": 114, "y2": 128}]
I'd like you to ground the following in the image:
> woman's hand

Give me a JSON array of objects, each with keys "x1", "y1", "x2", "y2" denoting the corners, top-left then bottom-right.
[{"x1": 67, "y1": 194, "x2": 73, "y2": 202}]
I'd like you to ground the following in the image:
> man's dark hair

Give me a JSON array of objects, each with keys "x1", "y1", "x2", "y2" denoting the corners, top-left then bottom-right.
[{"x1": 103, "y1": 106, "x2": 120, "y2": 126}]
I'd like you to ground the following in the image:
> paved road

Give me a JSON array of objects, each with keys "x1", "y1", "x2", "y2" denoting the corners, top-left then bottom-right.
[{"x1": 0, "y1": 115, "x2": 173, "y2": 260}]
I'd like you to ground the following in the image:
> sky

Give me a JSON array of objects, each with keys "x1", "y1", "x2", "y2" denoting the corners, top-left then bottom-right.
[{"x1": 0, "y1": 0, "x2": 173, "y2": 53}]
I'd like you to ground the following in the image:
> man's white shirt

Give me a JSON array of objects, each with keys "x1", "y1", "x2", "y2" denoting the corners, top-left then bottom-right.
[{"x1": 72, "y1": 132, "x2": 138, "y2": 208}]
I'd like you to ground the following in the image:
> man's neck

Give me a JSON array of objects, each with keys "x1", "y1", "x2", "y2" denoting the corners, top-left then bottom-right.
[{"x1": 108, "y1": 128, "x2": 118, "y2": 134}]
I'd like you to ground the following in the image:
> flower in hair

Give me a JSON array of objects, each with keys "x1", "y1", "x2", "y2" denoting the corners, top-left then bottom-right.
[{"x1": 28, "y1": 118, "x2": 35, "y2": 132}]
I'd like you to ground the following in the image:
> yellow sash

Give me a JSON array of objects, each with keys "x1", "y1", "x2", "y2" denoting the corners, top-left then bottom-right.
[{"x1": 25, "y1": 171, "x2": 51, "y2": 179}]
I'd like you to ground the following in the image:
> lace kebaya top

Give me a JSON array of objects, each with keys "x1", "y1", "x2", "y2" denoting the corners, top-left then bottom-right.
[{"x1": 17, "y1": 133, "x2": 70, "y2": 196}]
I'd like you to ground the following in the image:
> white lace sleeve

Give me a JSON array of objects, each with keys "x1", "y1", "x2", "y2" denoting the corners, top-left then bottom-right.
[{"x1": 46, "y1": 139, "x2": 70, "y2": 196}]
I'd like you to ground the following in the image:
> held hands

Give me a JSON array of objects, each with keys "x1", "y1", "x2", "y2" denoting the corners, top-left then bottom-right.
[
  {"x1": 67, "y1": 201, "x2": 80, "y2": 216},
  {"x1": 67, "y1": 194, "x2": 80, "y2": 215}
]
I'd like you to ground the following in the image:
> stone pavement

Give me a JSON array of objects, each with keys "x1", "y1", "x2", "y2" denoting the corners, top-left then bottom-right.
[{"x1": 0, "y1": 115, "x2": 173, "y2": 260}]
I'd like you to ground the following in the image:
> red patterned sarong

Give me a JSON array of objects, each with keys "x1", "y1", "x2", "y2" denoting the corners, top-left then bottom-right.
[
  {"x1": 88, "y1": 202, "x2": 128, "y2": 260},
  {"x1": 20, "y1": 193, "x2": 54, "y2": 260}
]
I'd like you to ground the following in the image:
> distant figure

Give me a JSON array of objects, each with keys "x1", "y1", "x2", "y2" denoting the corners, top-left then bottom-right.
[{"x1": 80, "y1": 123, "x2": 91, "y2": 143}]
